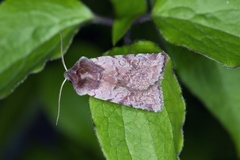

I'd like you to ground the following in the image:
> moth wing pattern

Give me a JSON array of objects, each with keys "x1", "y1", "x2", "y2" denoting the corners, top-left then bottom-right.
[{"x1": 64, "y1": 53, "x2": 166, "y2": 112}]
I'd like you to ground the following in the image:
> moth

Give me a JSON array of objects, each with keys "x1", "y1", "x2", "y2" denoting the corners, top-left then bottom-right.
[
  {"x1": 57, "y1": 36, "x2": 166, "y2": 125},
  {"x1": 64, "y1": 53, "x2": 166, "y2": 111}
]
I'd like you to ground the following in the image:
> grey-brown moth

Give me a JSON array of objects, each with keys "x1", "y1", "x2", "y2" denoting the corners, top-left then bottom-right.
[{"x1": 64, "y1": 53, "x2": 166, "y2": 112}]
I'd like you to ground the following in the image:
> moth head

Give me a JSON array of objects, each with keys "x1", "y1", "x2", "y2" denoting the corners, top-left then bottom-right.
[
  {"x1": 64, "y1": 69, "x2": 76, "y2": 84},
  {"x1": 64, "y1": 69, "x2": 86, "y2": 97},
  {"x1": 64, "y1": 57, "x2": 104, "y2": 96},
  {"x1": 64, "y1": 57, "x2": 92, "y2": 86}
]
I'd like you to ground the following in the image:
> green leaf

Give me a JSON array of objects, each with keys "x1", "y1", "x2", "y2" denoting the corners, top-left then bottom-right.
[
  {"x1": 167, "y1": 44, "x2": 240, "y2": 157},
  {"x1": 152, "y1": 0, "x2": 240, "y2": 67},
  {"x1": 0, "y1": 0, "x2": 94, "y2": 98},
  {"x1": 110, "y1": 0, "x2": 147, "y2": 44},
  {"x1": 89, "y1": 41, "x2": 185, "y2": 160}
]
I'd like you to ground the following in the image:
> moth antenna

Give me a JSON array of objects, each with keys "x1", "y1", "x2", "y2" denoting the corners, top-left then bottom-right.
[
  {"x1": 56, "y1": 33, "x2": 68, "y2": 125},
  {"x1": 56, "y1": 78, "x2": 67, "y2": 125},
  {"x1": 60, "y1": 33, "x2": 68, "y2": 71}
]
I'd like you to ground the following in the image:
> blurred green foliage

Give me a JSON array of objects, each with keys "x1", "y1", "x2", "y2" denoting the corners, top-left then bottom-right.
[{"x1": 0, "y1": 0, "x2": 239, "y2": 159}]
